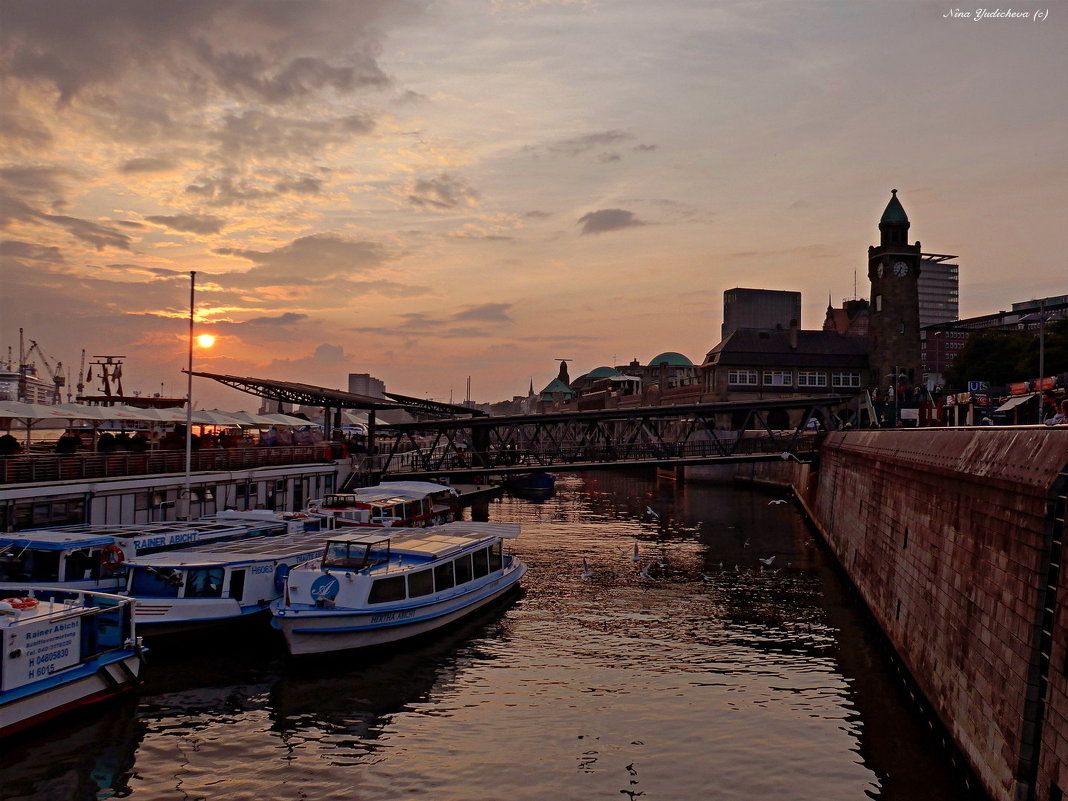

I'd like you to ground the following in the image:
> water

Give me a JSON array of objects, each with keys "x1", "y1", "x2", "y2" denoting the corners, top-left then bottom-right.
[{"x1": 1, "y1": 472, "x2": 982, "y2": 801}]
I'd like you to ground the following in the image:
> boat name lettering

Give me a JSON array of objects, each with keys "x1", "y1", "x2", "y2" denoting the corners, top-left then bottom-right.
[
  {"x1": 24, "y1": 620, "x2": 78, "y2": 640},
  {"x1": 370, "y1": 609, "x2": 417, "y2": 624}
]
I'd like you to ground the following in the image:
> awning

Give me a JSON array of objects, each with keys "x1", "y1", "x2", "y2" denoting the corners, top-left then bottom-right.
[{"x1": 995, "y1": 394, "x2": 1037, "y2": 412}]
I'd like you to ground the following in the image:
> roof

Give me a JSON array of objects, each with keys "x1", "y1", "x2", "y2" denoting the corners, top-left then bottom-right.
[
  {"x1": 648, "y1": 351, "x2": 693, "y2": 367},
  {"x1": 539, "y1": 378, "x2": 575, "y2": 397},
  {"x1": 586, "y1": 366, "x2": 621, "y2": 379},
  {"x1": 702, "y1": 329, "x2": 869, "y2": 369},
  {"x1": 880, "y1": 189, "x2": 909, "y2": 224}
]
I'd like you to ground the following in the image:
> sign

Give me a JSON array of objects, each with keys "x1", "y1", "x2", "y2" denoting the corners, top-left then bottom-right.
[
  {"x1": 1009, "y1": 382, "x2": 1031, "y2": 396},
  {"x1": 2, "y1": 613, "x2": 82, "y2": 691},
  {"x1": 973, "y1": 393, "x2": 990, "y2": 407},
  {"x1": 968, "y1": 381, "x2": 990, "y2": 392},
  {"x1": 899, "y1": 408, "x2": 920, "y2": 420},
  {"x1": 1036, "y1": 377, "x2": 1057, "y2": 391}
]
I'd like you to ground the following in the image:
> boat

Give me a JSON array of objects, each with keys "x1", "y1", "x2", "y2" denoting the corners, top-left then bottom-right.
[
  {"x1": 122, "y1": 531, "x2": 337, "y2": 635},
  {"x1": 504, "y1": 472, "x2": 556, "y2": 497},
  {"x1": 271, "y1": 521, "x2": 526, "y2": 655},
  {"x1": 0, "y1": 518, "x2": 298, "y2": 595},
  {"x1": 305, "y1": 481, "x2": 460, "y2": 529},
  {"x1": 0, "y1": 589, "x2": 145, "y2": 738}
]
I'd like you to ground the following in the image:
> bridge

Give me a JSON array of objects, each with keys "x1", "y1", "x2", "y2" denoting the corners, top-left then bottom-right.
[{"x1": 362, "y1": 395, "x2": 850, "y2": 482}]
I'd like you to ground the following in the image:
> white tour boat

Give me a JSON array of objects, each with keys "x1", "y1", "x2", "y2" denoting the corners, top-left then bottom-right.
[
  {"x1": 0, "y1": 518, "x2": 295, "y2": 596},
  {"x1": 305, "y1": 481, "x2": 459, "y2": 529},
  {"x1": 271, "y1": 521, "x2": 525, "y2": 656},
  {"x1": 0, "y1": 589, "x2": 145, "y2": 738},
  {"x1": 122, "y1": 532, "x2": 337, "y2": 635}
]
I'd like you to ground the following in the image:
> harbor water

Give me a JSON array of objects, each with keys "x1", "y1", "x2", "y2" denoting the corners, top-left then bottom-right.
[{"x1": 1, "y1": 471, "x2": 982, "y2": 801}]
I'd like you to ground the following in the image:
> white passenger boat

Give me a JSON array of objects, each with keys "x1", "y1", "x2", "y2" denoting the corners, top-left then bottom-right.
[
  {"x1": 306, "y1": 481, "x2": 459, "y2": 529},
  {"x1": 123, "y1": 532, "x2": 336, "y2": 635},
  {"x1": 0, "y1": 589, "x2": 145, "y2": 738},
  {"x1": 0, "y1": 519, "x2": 295, "y2": 596},
  {"x1": 271, "y1": 521, "x2": 526, "y2": 656}
]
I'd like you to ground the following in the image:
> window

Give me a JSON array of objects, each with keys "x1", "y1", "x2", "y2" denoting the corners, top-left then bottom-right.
[
  {"x1": 129, "y1": 567, "x2": 181, "y2": 598},
  {"x1": 454, "y1": 554, "x2": 473, "y2": 585},
  {"x1": 728, "y1": 370, "x2": 758, "y2": 386},
  {"x1": 763, "y1": 371, "x2": 792, "y2": 387},
  {"x1": 797, "y1": 371, "x2": 827, "y2": 387},
  {"x1": 434, "y1": 561, "x2": 455, "y2": 591},
  {"x1": 229, "y1": 569, "x2": 246, "y2": 600},
  {"x1": 63, "y1": 549, "x2": 100, "y2": 581},
  {"x1": 831, "y1": 372, "x2": 861, "y2": 388},
  {"x1": 875, "y1": 295, "x2": 883, "y2": 312},
  {"x1": 489, "y1": 543, "x2": 503, "y2": 572},
  {"x1": 473, "y1": 549, "x2": 489, "y2": 579},
  {"x1": 186, "y1": 567, "x2": 225, "y2": 598},
  {"x1": 368, "y1": 576, "x2": 406, "y2": 604},
  {"x1": 408, "y1": 568, "x2": 434, "y2": 597}
]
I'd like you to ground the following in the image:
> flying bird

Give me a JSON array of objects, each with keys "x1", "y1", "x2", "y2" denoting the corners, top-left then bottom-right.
[
  {"x1": 581, "y1": 558, "x2": 594, "y2": 579},
  {"x1": 768, "y1": 499, "x2": 787, "y2": 506},
  {"x1": 759, "y1": 555, "x2": 776, "y2": 566},
  {"x1": 645, "y1": 506, "x2": 660, "y2": 519},
  {"x1": 639, "y1": 562, "x2": 655, "y2": 580}
]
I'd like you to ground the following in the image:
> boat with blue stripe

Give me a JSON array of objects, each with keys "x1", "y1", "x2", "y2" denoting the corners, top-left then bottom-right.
[
  {"x1": 0, "y1": 589, "x2": 145, "y2": 738},
  {"x1": 271, "y1": 521, "x2": 526, "y2": 655}
]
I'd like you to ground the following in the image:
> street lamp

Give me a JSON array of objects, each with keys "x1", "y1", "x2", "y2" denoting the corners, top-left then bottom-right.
[{"x1": 181, "y1": 271, "x2": 214, "y2": 519}]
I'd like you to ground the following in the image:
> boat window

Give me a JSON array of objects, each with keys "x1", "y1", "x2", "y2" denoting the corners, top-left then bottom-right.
[
  {"x1": 368, "y1": 576, "x2": 406, "y2": 604},
  {"x1": 434, "y1": 561, "x2": 455, "y2": 591},
  {"x1": 408, "y1": 568, "x2": 434, "y2": 598},
  {"x1": 0, "y1": 548, "x2": 60, "y2": 582},
  {"x1": 488, "y1": 542, "x2": 502, "y2": 572},
  {"x1": 130, "y1": 567, "x2": 182, "y2": 598},
  {"x1": 472, "y1": 548, "x2": 489, "y2": 579},
  {"x1": 323, "y1": 541, "x2": 368, "y2": 568},
  {"x1": 454, "y1": 554, "x2": 473, "y2": 585},
  {"x1": 229, "y1": 569, "x2": 246, "y2": 600},
  {"x1": 63, "y1": 548, "x2": 101, "y2": 581},
  {"x1": 186, "y1": 567, "x2": 225, "y2": 598},
  {"x1": 367, "y1": 542, "x2": 391, "y2": 565}
]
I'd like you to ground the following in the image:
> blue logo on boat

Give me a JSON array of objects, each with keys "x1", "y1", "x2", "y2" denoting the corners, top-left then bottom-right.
[{"x1": 310, "y1": 574, "x2": 340, "y2": 603}]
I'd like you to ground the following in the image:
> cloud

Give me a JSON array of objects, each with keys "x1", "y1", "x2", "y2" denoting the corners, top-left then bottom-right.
[
  {"x1": 145, "y1": 214, "x2": 227, "y2": 235},
  {"x1": 0, "y1": 239, "x2": 66, "y2": 264},
  {"x1": 453, "y1": 303, "x2": 513, "y2": 323},
  {"x1": 543, "y1": 130, "x2": 632, "y2": 157},
  {"x1": 120, "y1": 157, "x2": 180, "y2": 174},
  {"x1": 184, "y1": 173, "x2": 274, "y2": 207},
  {"x1": 213, "y1": 233, "x2": 391, "y2": 285},
  {"x1": 273, "y1": 176, "x2": 324, "y2": 195},
  {"x1": 408, "y1": 173, "x2": 480, "y2": 210},
  {"x1": 241, "y1": 312, "x2": 309, "y2": 326},
  {"x1": 576, "y1": 208, "x2": 646, "y2": 235},
  {"x1": 212, "y1": 109, "x2": 375, "y2": 160}
]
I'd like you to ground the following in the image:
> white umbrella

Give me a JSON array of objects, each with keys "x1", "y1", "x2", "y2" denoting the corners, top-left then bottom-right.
[
  {"x1": 224, "y1": 410, "x2": 278, "y2": 427},
  {"x1": 0, "y1": 400, "x2": 75, "y2": 447},
  {"x1": 261, "y1": 412, "x2": 317, "y2": 428},
  {"x1": 191, "y1": 409, "x2": 247, "y2": 427}
]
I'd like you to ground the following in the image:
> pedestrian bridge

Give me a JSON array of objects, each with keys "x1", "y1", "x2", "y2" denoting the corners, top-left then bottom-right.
[{"x1": 363, "y1": 395, "x2": 849, "y2": 481}]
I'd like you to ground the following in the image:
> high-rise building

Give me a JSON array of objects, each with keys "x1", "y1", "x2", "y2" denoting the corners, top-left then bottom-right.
[
  {"x1": 918, "y1": 255, "x2": 959, "y2": 328},
  {"x1": 348, "y1": 373, "x2": 385, "y2": 398},
  {"x1": 721, "y1": 288, "x2": 802, "y2": 339}
]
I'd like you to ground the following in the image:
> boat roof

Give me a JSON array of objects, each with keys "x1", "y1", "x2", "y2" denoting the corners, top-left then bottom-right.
[
  {"x1": 125, "y1": 533, "x2": 335, "y2": 567},
  {"x1": 377, "y1": 481, "x2": 458, "y2": 496},
  {"x1": 326, "y1": 522, "x2": 521, "y2": 559},
  {"x1": 0, "y1": 520, "x2": 286, "y2": 551}
]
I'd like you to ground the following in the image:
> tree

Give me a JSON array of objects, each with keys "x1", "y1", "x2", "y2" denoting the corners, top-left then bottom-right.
[{"x1": 946, "y1": 319, "x2": 1068, "y2": 389}]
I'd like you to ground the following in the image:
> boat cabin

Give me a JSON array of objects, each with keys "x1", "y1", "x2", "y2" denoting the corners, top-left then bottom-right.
[{"x1": 321, "y1": 533, "x2": 393, "y2": 570}]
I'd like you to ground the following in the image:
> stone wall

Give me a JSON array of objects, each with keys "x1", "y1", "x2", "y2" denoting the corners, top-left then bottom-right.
[{"x1": 779, "y1": 429, "x2": 1068, "y2": 801}]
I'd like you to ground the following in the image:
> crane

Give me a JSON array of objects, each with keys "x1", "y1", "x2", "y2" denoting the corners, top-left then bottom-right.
[{"x1": 25, "y1": 339, "x2": 65, "y2": 404}]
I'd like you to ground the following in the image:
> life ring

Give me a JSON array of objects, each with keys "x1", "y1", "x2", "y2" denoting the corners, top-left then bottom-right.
[
  {"x1": 100, "y1": 544, "x2": 126, "y2": 571},
  {"x1": 1, "y1": 597, "x2": 39, "y2": 610}
]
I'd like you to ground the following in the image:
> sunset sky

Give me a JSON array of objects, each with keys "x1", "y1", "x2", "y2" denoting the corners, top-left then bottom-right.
[{"x1": 1, "y1": 0, "x2": 1065, "y2": 409}]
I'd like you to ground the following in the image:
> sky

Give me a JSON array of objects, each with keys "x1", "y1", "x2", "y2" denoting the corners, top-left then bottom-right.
[{"x1": 1, "y1": 0, "x2": 1065, "y2": 409}]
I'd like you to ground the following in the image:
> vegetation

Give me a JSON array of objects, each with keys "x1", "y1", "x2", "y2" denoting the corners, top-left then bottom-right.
[{"x1": 946, "y1": 319, "x2": 1068, "y2": 388}]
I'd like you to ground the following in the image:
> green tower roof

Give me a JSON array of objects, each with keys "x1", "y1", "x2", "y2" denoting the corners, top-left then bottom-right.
[{"x1": 880, "y1": 189, "x2": 909, "y2": 224}]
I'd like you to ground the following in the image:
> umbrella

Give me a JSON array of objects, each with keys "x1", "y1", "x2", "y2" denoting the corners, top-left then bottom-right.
[
  {"x1": 261, "y1": 412, "x2": 317, "y2": 428},
  {"x1": 191, "y1": 409, "x2": 247, "y2": 427},
  {"x1": 0, "y1": 400, "x2": 76, "y2": 447},
  {"x1": 224, "y1": 410, "x2": 278, "y2": 427}
]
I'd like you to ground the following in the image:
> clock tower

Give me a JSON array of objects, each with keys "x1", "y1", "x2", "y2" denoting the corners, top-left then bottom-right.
[{"x1": 868, "y1": 189, "x2": 922, "y2": 395}]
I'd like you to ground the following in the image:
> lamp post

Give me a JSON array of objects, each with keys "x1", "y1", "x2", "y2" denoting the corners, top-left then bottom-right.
[{"x1": 182, "y1": 270, "x2": 196, "y2": 520}]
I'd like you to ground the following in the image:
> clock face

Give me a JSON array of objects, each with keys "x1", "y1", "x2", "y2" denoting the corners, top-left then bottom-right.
[{"x1": 893, "y1": 261, "x2": 909, "y2": 277}]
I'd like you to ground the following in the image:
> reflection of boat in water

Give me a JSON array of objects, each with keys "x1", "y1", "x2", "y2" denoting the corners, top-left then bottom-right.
[
  {"x1": 0, "y1": 589, "x2": 145, "y2": 739},
  {"x1": 306, "y1": 481, "x2": 459, "y2": 529},
  {"x1": 271, "y1": 521, "x2": 526, "y2": 655},
  {"x1": 504, "y1": 472, "x2": 556, "y2": 498}
]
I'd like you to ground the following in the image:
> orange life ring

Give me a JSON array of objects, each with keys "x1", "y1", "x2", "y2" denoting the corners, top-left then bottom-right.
[
  {"x1": 100, "y1": 544, "x2": 125, "y2": 571},
  {"x1": 2, "y1": 597, "x2": 40, "y2": 610}
]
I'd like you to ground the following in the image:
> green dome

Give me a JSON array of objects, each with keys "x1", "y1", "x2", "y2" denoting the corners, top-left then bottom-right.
[
  {"x1": 586, "y1": 366, "x2": 620, "y2": 379},
  {"x1": 880, "y1": 189, "x2": 909, "y2": 224},
  {"x1": 647, "y1": 352, "x2": 693, "y2": 367}
]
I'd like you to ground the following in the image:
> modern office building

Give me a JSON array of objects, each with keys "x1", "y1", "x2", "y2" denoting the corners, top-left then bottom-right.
[
  {"x1": 721, "y1": 288, "x2": 802, "y2": 339},
  {"x1": 918, "y1": 255, "x2": 959, "y2": 328},
  {"x1": 347, "y1": 373, "x2": 386, "y2": 398}
]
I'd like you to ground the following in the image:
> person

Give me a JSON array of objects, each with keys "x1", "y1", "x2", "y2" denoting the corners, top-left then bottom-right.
[{"x1": 1045, "y1": 400, "x2": 1068, "y2": 426}]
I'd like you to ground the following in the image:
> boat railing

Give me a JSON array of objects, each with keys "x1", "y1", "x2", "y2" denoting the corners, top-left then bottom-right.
[
  {"x1": 0, "y1": 588, "x2": 139, "y2": 656},
  {"x1": 0, "y1": 444, "x2": 341, "y2": 485}
]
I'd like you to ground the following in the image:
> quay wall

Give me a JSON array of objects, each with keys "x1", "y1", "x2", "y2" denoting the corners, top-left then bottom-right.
[{"x1": 734, "y1": 429, "x2": 1068, "y2": 801}]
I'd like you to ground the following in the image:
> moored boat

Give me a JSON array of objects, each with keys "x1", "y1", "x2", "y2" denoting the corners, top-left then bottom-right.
[
  {"x1": 0, "y1": 589, "x2": 145, "y2": 738},
  {"x1": 271, "y1": 521, "x2": 525, "y2": 656},
  {"x1": 0, "y1": 518, "x2": 295, "y2": 596},
  {"x1": 504, "y1": 472, "x2": 556, "y2": 497},
  {"x1": 122, "y1": 532, "x2": 336, "y2": 636},
  {"x1": 306, "y1": 481, "x2": 459, "y2": 528}
]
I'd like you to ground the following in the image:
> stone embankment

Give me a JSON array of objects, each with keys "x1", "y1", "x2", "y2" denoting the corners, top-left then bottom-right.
[{"x1": 735, "y1": 428, "x2": 1068, "y2": 801}]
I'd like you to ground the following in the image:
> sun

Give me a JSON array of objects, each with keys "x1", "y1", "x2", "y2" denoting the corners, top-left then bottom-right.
[{"x1": 196, "y1": 334, "x2": 216, "y2": 348}]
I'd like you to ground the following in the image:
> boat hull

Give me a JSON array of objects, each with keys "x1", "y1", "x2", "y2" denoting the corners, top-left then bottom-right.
[
  {"x1": 274, "y1": 563, "x2": 526, "y2": 656},
  {"x1": 0, "y1": 651, "x2": 144, "y2": 739}
]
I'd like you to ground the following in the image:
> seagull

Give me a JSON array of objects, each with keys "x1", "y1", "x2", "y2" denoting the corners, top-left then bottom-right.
[
  {"x1": 639, "y1": 562, "x2": 655, "y2": 580},
  {"x1": 630, "y1": 543, "x2": 641, "y2": 562},
  {"x1": 645, "y1": 506, "x2": 659, "y2": 519},
  {"x1": 581, "y1": 558, "x2": 594, "y2": 579},
  {"x1": 702, "y1": 573, "x2": 715, "y2": 582},
  {"x1": 759, "y1": 555, "x2": 776, "y2": 566},
  {"x1": 768, "y1": 499, "x2": 787, "y2": 506},
  {"x1": 743, "y1": 538, "x2": 751, "y2": 548},
  {"x1": 625, "y1": 763, "x2": 637, "y2": 775}
]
